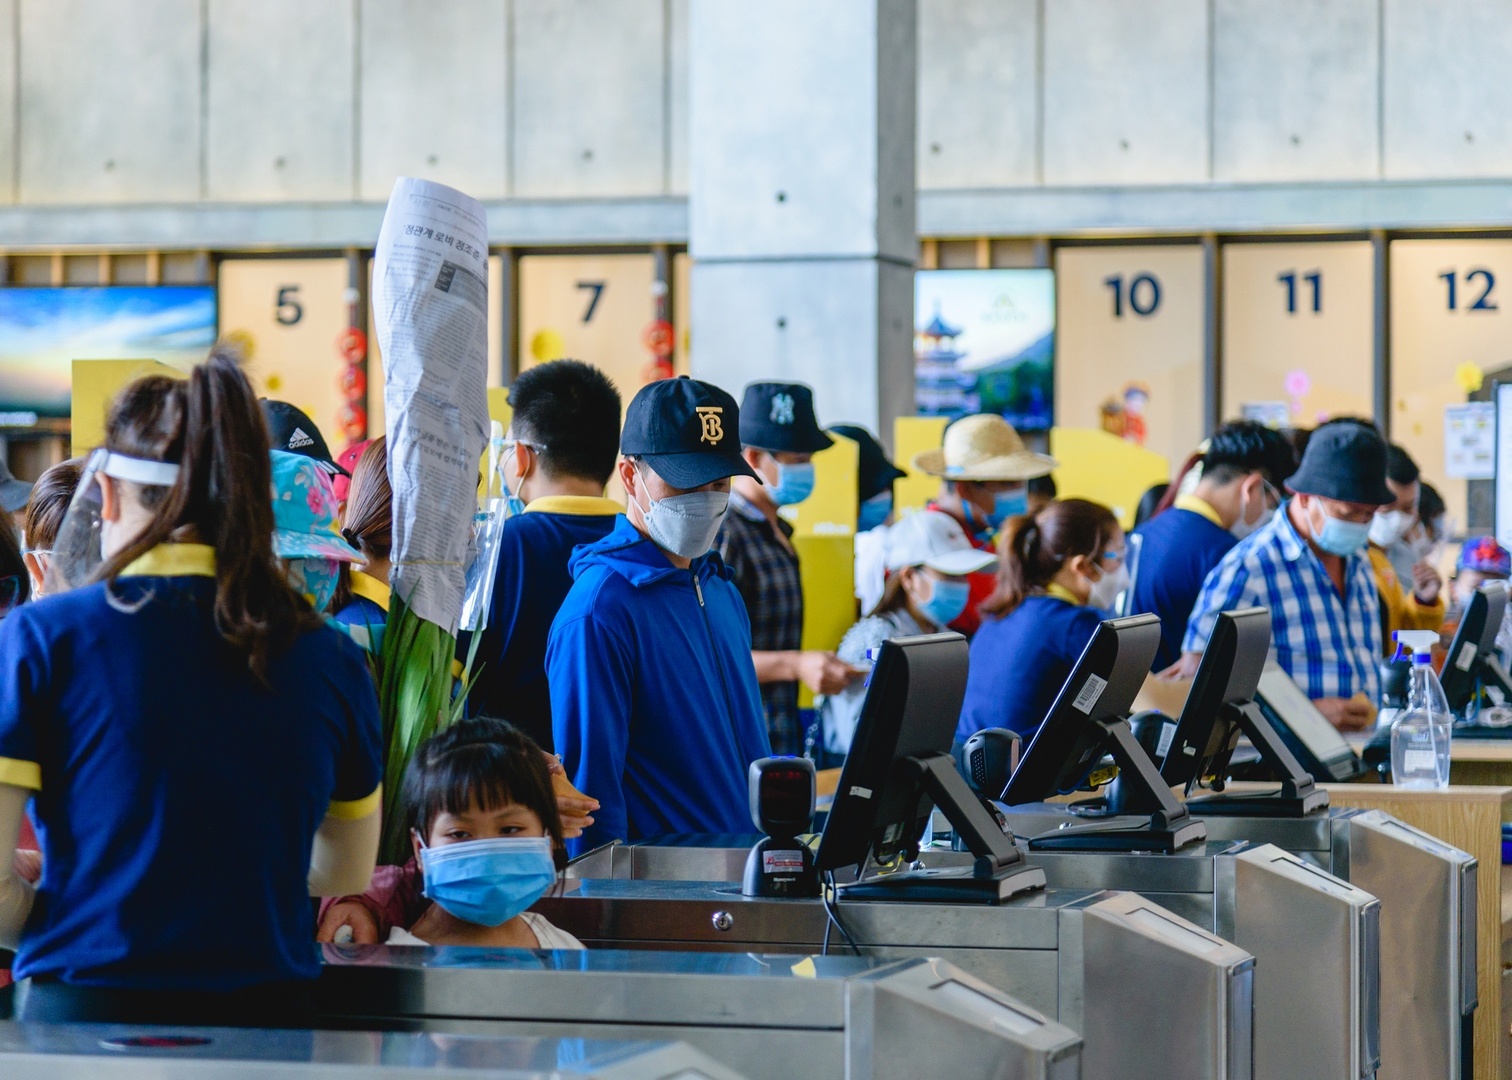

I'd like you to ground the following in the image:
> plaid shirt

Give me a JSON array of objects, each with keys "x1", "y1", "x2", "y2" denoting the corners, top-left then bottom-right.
[
  {"x1": 1183, "y1": 501, "x2": 1382, "y2": 702},
  {"x1": 717, "y1": 493, "x2": 804, "y2": 755}
]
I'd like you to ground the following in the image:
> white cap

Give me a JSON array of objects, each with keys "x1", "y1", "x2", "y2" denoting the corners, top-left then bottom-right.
[{"x1": 885, "y1": 510, "x2": 998, "y2": 576}]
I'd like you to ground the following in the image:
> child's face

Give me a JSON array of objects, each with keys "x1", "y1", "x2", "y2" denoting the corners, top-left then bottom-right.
[{"x1": 413, "y1": 798, "x2": 547, "y2": 860}]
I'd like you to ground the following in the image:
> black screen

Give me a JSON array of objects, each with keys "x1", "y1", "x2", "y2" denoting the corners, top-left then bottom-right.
[
  {"x1": 1159, "y1": 608, "x2": 1272, "y2": 789},
  {"x1": 1000, "y1": 614, "x2": 1163, "y2": 805},
  {"x1": 1440, "y1": 584, "x2": 1508, "y2": 715},
  {"x1": 814, "y1": 633, "x2": 970, "y2": 872}
]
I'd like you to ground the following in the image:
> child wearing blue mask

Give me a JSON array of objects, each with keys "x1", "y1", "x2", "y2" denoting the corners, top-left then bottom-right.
[
  {"x1": 321, "y1": 718, "x2": 583, "y2": 950},
  {"x1": 817, "y1": 511, "x2": 996, "y2": 762}
]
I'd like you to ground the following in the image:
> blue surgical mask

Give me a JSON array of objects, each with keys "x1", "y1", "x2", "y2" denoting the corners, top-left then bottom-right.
[
  {"x1": 1310, "y1": 504, "x2": 1372, "y2": 557},
  {"x1": 770, "y1": 461, "x2": 816, "y2": 507},
  {"x1": 990, "y1": 488, "x2": 1029, "y2": 528},
  {"x1": 419, "y1": 835, "x2": 558, "y2": 928},
  {"x1": 857, "y1": 491, "x2": 892, "y2": 533},
  {"x1": 918, "y1": 577, "x2": 971, "y2": 628}
]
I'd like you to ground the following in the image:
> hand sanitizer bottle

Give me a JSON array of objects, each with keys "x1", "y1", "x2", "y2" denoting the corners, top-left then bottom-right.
[{"x1": 1390, "y1": 631, "x2": 1452, "y2": 789}]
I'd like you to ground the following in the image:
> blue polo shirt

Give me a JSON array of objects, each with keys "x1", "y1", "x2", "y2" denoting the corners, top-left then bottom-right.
[
  {"x1": 1129, "y1": 496, "x2": 1238, "y2": 672},
  {"x1": 957, "y1": 590, "x2": 1104, "y2": 742},
  {"x1": 463, "y1": 496, "x2": 621, "y2": 751},
  {"x1": 0, "y1": 544, "x2": 382, "y2": 991}
]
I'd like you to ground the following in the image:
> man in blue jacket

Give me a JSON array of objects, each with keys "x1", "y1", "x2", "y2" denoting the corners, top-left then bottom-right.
[{"x1": 548, "y1": 376, "x2": 772, "y2": 852}]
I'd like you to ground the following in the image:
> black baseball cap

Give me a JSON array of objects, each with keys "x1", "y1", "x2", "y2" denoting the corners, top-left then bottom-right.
[
  {"x1": 621, "y1": 376, "x2": 760, "y2": 489},
  {"x1": 1284, "y1": 419, "x2": 1394, "y2": 506},
  {"x1": 260, "y1": 400, "x2": 347, "y2": 477},
  {"x1": 829, "y1": 424, "x2": 906, "y2": 502},
  {"x1": 739, "y1": 382, "x2": 833, "y2": 454}
]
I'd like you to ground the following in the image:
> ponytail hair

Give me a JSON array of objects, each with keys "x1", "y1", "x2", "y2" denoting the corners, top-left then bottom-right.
[
  {"x1": 97, "y1": 342, "x2": 321, "y2": 679},
  {"x1": 980, "y1": 498, "x2": 1120, "y2": 618},
  {"x1": 330, "y1": 436, "x2": 391, "y2": 614}
]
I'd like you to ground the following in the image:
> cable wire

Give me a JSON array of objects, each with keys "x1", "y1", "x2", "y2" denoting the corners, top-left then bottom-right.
[{"x1": 821, "y1": 870, "x2": 861, "y2": 956}]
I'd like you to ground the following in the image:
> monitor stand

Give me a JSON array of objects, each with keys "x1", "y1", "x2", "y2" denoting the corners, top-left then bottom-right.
[
  {"x1": 1181, "y1": 701, "x2": 1330, "y2": 817},
  {"x1": 837, "y1": 752, "x2": 1047, "y2": 905},
  {"x1": 1025, "y1": 718, "x2": 1207, "y2": 854}
]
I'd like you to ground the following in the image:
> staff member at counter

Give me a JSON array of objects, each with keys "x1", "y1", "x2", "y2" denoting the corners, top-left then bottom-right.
[
  {"x1": 957, "y1": 499, "x2": 1125, "y2": 742},
  {"x1": 1128, "y1": 421, "x2": 1296, "y2": 672},
  {"x1": 549, "y1": 377, "x2": 771, "y2": 853},
  {"x1": 1366, "y1": 444, "x2": 1445, "y2": 650},
  {"x1": 0, "y1": 349, "x2": 382, "y2": 1025},
  {"x1": 914, "y1": 414, "x2": 1057, "y2": 637},
  {"x1": 1178, "y1": 419, "x2": 1393, "y2": 730}
]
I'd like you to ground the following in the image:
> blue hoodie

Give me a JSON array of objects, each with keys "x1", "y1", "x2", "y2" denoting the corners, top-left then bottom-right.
[{"x1": 548, "y1": 515, "x2": 771, "y2": 853}]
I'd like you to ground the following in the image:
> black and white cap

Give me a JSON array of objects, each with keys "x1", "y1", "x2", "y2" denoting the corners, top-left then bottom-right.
[{"x1": 260, "y1": 400, "x2": 347, "y2": 477}]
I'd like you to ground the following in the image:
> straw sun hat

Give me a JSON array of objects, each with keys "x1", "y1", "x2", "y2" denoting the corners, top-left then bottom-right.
[{"x1": 911, "y1": 414, "x2": 1056, "y2": 482}]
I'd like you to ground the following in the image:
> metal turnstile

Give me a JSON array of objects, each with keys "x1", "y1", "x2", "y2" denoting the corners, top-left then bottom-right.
[
  {"x1": 529, "y1": 868, "x2": 1253, "y2": 1080},
  {"x1": 1194, "y1": 805, "x2": 1478, "y2": 1080},
  {"x1": 0, "y1": 1021, "x2": 744, "y2": 1079},
  {"x1": 317, "y1": 947, "x2": 1086, "y2": 1080},
  {"x1": 971, "y1": 821, "x2": 1380, "y2": 1080}
]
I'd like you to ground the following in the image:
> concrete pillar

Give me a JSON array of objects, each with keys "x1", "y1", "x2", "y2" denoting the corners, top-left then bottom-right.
[{"x1": 687, "y1": 0, "x2": 916, "y2": 440}]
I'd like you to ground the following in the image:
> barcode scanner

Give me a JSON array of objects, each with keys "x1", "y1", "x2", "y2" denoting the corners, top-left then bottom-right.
[{"x1": 742, "y1": 757, "x2": 821, "y2": 898}]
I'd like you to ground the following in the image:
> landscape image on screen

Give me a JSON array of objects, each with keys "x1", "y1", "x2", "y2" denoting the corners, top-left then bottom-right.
[
  {"x1": 0, "y1": 286, "x2": 217, "y2": 420},
  {"x1": 914, "y1": 269, "x2": 1054, "y2": 430}
]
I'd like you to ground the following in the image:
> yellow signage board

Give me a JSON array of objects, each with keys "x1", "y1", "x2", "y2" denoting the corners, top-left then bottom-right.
[
  {"x1": 1049, "y1": 427, "x2": 1170, "y2": 531},
  {"x1": 893, "y1": 416, "x2": 949, "y2": 516},
  {"x1": 70, "y1": 359, "x2": 183, "y2": 457}
]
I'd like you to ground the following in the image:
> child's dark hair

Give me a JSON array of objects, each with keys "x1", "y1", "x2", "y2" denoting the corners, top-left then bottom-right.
[{"x1": 402, "y1": 717, "x2": 566, "y2": 870}]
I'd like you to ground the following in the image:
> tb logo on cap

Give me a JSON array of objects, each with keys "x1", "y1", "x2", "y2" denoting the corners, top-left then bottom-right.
[
  {"x1": 696, "y1": 405, "x2": 725, "y2": 445},
  {"x1": 770, "y1": 393, "x2": 795, "y2": 426}
]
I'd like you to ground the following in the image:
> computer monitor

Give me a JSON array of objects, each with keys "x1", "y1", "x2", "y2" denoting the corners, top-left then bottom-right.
[
  {"x1": 1000, "y1": 614, "x2": 1206, "y2": 852},
  {"x1": 1440, "y1": 582, "x2": 1511, "y2": 718},
  {"x1": 1154, "y1": 608, "x2": 1329, "y2": 816},
  {"x1": 814, "y1": 633, "x2": 1045, "y2": 902},
  {"x1": 1253, "y1": 664, "x2": 1367, "y2": 782}
]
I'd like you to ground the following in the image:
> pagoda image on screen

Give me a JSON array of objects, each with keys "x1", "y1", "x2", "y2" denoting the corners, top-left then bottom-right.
[{"x1": 914, "y1": 305, "x2": 978, "y2": 417}]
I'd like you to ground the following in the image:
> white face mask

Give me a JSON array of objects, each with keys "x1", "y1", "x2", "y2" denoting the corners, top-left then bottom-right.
[
  {"x1": 632, "y1": 464, "x2": 730, "y2": 560},
  {"x1": 1369, "y1": 508, "x2": 1414, "y2": 549},
  {"x1": 1230, "y1": 485, "x2": 1274, "y2": 541},
  {"x1": 1086, "y1": 560, "x2": 1131, "y2": 612}
]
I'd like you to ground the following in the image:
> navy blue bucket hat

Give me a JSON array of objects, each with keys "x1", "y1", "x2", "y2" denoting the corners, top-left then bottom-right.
[
  {"x1": 739, "y1": 382, "x2": 833, "y2": 454},
  {"x1": 1284, "y1": 419, "x2": 1395, "y2": 506}
]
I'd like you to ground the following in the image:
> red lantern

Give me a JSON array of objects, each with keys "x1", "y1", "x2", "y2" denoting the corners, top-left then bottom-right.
[
  {"x1": 338, "y1": 363, "x2": 367, "y2": 399},
  {"x1": 337, "y1": 328, "x2": 368, "y2": 365},
  {"x1": 641, "y1": 319, "x2": 675, "y2": 359},
  {"x1": 338, "y1": 402, "x2": 368, "y2": 443}
]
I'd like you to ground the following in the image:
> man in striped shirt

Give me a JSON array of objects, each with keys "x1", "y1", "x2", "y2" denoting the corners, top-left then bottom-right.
[{"x1": 1174, "y1": 420, "x2": 1396, "y2": 732}]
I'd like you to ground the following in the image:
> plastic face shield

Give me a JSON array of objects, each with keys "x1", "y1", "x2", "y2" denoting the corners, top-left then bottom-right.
[{"x1": 44, "y1": 448, "x2": 181, "y2": 595}]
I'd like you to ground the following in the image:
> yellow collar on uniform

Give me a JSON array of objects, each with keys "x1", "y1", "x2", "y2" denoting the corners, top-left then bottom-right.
[
  {"x1": 1174, "y1": 493, "x2": 1224, "y2": 527},
  {"x1": 350, "y1": 571, "x2": 391, "y2": 613},
  {"x1": 120, "y1": 543, "x2": 216, "y2": 578},
  {"x1": 525, "y1": 495, "x2": 624, "y2": 517},
  {"x1": 1044, "y1": 582, "x2": 1083, "y2": 606}
]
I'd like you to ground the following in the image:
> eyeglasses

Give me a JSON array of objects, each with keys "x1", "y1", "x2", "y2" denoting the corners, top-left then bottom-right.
[
  {"x1": 1101, "y1": 549, "x2": 1128, "y2": 566},
  {"x1": 0, "y1": 575, "x2": 22, "y2": 619}
]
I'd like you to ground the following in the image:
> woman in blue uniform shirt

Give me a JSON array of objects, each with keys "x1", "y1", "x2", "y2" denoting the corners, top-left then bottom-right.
[
  {"x1": 0, "y1": 347, "x2": 383, "y2": 1026},
  {"x1": 958, "y1": 498, "x2": 1126, "y2": 742}
]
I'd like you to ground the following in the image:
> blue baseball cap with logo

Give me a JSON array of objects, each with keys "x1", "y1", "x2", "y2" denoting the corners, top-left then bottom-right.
[
  {"x1": 739, "y1": 382, "x2": 833, "y2": 454},
  {"x1": 621, "y1": 376, "x2": 761, "y2": 490}
]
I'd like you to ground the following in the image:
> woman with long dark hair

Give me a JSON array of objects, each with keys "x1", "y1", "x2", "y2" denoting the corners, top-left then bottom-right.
[
  {"x1": 957, "y1": 498, "x2": 1125, "y2": 742},
  {"x1": 0, "y1": 346, "x2": 382, "y2": 1026}
]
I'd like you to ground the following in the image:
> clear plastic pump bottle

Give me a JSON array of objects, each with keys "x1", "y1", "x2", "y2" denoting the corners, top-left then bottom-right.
[{"x1": 1390, "y1": 644, "x2": 1452, "y2": 789}]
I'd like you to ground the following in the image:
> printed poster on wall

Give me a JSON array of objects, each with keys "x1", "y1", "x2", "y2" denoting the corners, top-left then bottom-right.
[
  {"x1": 1445, "y1": 402, "x2": 1495, "y2": 480},
  {"x1": 914, "y1": 269, "x2": 1054, "y2": 429}
]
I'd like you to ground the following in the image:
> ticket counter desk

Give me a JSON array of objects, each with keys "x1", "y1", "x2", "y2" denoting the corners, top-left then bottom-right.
[{"x1": 0, "y1": 1022, "x2": 744, "y2": 1080}]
